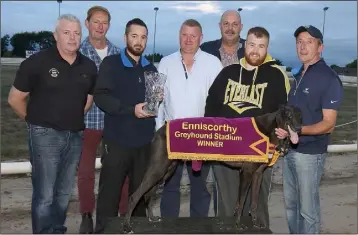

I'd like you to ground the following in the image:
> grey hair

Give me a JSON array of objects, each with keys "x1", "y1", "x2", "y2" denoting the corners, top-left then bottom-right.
[{"x1": 55, "y1": 14, "x2": 81, "y2": 32}]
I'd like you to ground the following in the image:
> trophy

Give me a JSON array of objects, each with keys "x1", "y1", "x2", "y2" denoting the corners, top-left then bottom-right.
[{"x1": 143, "y1": 71, "x2": 167, "y2": 116}]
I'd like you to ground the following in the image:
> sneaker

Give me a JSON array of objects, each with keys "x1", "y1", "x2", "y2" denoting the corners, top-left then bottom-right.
[{"x1": 79, "y1": 213, "x2": 94, "y2": 234}]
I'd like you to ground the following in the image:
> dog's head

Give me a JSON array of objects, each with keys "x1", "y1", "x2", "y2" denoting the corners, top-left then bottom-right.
[{"x1": 275, "y1": 104, "x2": 302, "y2": 145}]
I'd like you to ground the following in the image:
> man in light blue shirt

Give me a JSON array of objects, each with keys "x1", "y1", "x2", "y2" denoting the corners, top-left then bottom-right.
[{"x1": 156, "y1": 19, "x2": 223, "y2": 217}]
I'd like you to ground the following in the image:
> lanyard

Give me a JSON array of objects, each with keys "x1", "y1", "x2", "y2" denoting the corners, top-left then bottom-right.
[{"x1": 181, "y1": 59, "x2": 189, "y2": 79}]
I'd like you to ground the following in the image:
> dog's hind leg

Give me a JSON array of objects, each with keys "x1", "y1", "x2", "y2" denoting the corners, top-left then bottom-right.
[
  {"x1": 249, "y1": 164, "x2": 267, "y2": 229},
  {"x1": 145, "y1": 161, "x2": 179, "y2": 223},
  {"x1": 122, "y1": 160, "x2": 172, "y2": 233},
  {"x1": 234, "y1": 168, "x2": 253, "y2": 230}
]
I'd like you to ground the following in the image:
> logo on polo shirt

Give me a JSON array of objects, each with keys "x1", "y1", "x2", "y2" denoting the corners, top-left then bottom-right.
[{"x1": 49, "y1": 68, "x2": 59, "y2": 78}]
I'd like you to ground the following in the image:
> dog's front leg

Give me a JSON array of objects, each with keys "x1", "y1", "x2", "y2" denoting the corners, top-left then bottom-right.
[
  {"x1": 250, "y1": 164, "x2": 267, "y2": 229},
  {"x1": 234, "y1": 167, "x2": 252, "y2": 231},
  {"x1": 146, "y1": 161, "x2": 178, "y2": 223}
]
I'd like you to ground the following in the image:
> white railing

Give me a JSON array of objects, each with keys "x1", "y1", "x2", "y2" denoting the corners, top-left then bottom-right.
[{"x1": 1, "y1": 144, "x2": 356, "y2": 175}]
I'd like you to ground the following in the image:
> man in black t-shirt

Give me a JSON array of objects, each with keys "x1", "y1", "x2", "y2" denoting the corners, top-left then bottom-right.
[{"x1": 8, "y1": 14, "x2": 97, "y2": 234}]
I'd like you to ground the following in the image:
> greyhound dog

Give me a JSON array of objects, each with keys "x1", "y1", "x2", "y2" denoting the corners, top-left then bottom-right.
[{"x1": 122, "y1": 105, "x2": 302, "y2": 233}]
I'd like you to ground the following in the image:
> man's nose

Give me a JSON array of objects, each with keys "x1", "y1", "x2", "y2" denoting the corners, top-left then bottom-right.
[{"x1": 300, "y1": 43, "x2": 306, "y2": 50}]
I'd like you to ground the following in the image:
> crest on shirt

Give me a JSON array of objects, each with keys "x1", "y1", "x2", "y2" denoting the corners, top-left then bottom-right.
[
  {"x1": 223, "y1": 78, "x2": 268, "y2": 114},
  {"x1": 49, "y1": 68, "x2": 59, "y2": 78}
]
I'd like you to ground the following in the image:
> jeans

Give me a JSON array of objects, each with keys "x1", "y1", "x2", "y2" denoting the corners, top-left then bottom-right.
[
  {"x1": 283, "y1": 150, "x2": 326, "y2": 234},
  {"x1": 160, "y1": 161, "x2": 211, "y2": 217},
  {"x1": 28, "y1": 124, "x2": 83, "y2": 234}
]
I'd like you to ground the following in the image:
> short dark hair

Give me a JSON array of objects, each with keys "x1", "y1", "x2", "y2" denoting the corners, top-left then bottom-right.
[
  {"x1": 125, "y1": 18, "x2": 148, "y2": 35},
  {"x1": 181, "y1": 19, "x2": 202, "y2": 33},
  {"x1": 247, "y1": 26, "x2": 270, "y2": 40}
]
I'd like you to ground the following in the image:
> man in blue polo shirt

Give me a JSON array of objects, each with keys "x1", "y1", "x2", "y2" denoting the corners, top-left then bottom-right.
[{"x1": 276, "y1": 25, "x2": 343, "y2": 234}]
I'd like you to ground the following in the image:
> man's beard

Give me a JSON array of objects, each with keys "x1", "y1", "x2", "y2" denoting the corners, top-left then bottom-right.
[
  {"x1": 244, "y1": 52, "x2": 266, "y2": 66},
  {"x1": 127, "y1": 44, "x2": 144, "y2": 56}
]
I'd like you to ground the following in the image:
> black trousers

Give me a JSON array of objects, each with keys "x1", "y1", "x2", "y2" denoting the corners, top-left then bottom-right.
[{"x1": 95, "y1": 139, "x2": 150, "y2": 233}]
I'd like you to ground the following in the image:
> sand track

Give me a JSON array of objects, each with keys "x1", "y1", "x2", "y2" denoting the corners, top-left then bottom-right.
[{"x1": 1, "y1": 153, "x2": 357, "y2": 233}]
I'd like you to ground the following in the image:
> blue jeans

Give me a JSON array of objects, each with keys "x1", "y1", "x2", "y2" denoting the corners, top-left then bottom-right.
[
  {"x1": 28, "y1": 124, "x2": 83, "y2": 234},
  {"x1": 283, "y1": 149, "x2": 326, "y2": 234},
  {"x1": 160, "y1": 161, "x2": 211, "y2": 217}
]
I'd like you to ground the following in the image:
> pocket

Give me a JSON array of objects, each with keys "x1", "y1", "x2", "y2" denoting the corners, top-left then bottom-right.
[{"x1": 30, "y1": 125, "x2": 49, "y2": 137}]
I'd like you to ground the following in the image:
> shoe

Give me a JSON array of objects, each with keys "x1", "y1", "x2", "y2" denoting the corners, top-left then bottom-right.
[{"x1": 79, "y1": 212, "x2": 94, "y2": 234}]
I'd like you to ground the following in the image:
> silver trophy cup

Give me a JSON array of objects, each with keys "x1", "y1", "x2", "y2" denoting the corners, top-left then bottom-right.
[{"x1": 143, "y1": 71, "x2": 167, "y2": 116}]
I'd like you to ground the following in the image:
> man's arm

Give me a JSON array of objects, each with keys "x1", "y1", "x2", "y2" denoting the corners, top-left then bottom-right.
[
  {"x1": 302, "y1": 76, "x2": 343, "y2": 135},
  {"x1": 8, "y1": 58, "x2": 35, "y2": 120},
  {"x1": 84, "y1": 94, "x2": 93, "y2": 114},
  {"x1": 8, "y1": 86, "x2": 29, "y2": 120},
  {"x1": 276, "y1": 75, "x2": 343, "y2": 138},
  {"x1": 301, "y1": 109, "x2": 337, "y2": 135},
  {"x1": 93, "y1": 56, "x2": 135, "y2": 116},
  {"x1": 204, "y1": 68, "x2": 226, "y2": 117},
  {"x1": 273, "y1": 65, "x2": 290, "y2": 106}
]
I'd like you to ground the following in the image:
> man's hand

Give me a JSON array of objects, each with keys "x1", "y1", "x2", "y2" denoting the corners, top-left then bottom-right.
[
  {"x1": 8, "y1": 86, "x2": 29, "y2": 120},
  {"x1": 275, "y1": 128, "x2": 288, "y2": 139},
  {"x1": 135, "y1": 103, "x2": 154, "y2": 118}
]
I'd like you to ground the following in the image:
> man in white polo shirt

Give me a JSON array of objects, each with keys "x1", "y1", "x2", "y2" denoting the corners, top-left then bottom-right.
[{"x1": 156, "y1": 19, "x2": 223, "y2": 217}]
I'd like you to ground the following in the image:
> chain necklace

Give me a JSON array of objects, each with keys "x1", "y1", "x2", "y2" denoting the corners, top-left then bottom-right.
[{"x1": 293, "y1": 69, "x2": 306, "y2": 96}]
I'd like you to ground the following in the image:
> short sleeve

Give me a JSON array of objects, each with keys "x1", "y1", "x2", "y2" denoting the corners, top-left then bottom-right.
[
  {"x1": 322, "y1": 76, "x2": 343, "y2": 110},
  {"x1": 13, "y1": 59, "x2": 35, "y2": 92}
]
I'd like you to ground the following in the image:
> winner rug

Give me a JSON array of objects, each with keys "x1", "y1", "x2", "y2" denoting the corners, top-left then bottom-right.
[{"x1": 166, "y1": 117, "x2": 278, "y2": 166}]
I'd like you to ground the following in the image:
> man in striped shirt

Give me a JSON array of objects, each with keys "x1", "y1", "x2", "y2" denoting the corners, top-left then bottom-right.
[{"x1": 77, "y1": 6, "x2": 128, "y2": 234}]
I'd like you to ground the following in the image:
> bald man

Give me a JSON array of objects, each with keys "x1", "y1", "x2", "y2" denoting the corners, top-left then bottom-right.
[
  {"x1": 201, "y1": 10, "x2": 273, "y2": 228},
  {"x1": 201, "y1": 10, "x2": 245, "y2": 67}
]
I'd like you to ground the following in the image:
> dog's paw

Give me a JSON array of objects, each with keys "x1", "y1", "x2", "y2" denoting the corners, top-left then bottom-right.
[
  {"x1": 122, "y1": 222, "x2": 134, "y2": 234},
  {"x1": 252, "y1": 220, "x2": 266, "y2": 230},
  {"x1": 236, "y1": 222, "x2": 248, "y2": 231},
  {"x1": 148, "y1": 216, "x2": 162, "y2": 223}
]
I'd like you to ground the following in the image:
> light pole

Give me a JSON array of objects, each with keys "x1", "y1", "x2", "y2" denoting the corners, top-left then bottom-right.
[
  {"x1": 57, "y1": 0, "x2": 62, "y2": 17},
  {"x1": 322, "y1": 6, "x2": 329, "y2": 57},
  {"x1": 322, "y1": 7, "x2": 329, "y2": 39},
  {"x1": 152, "y1": 7, "x2": 159, "y2": 63}
]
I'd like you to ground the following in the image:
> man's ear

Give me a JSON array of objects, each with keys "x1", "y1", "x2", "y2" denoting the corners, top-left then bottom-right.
[
  {"x1": 123, "y1": 34, "x2": 127, "y2": 44},
  {"x1": 85, "y1": 20, "x2": 90, "y2": 30},
  {"x1": 53, "y1": 31, "x2": 58, "y2": 42}
]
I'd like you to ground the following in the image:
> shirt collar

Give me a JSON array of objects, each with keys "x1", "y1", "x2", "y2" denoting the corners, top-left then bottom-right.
[
  {"x1": 178, "y1": 48, "x2": 202, "y2": 61},
  {"x1": 81, "y1": 36, "x2": 119, "y2": 55},
  {"x1": 297, "y1": 59, "x2": 325, "y2": 76},
  {"x1": 51, "y1": 45, "x2": 81, "y2": 65},
  {"x1": 120, "y1": 47, "x2": 150, "y2": 68}
]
